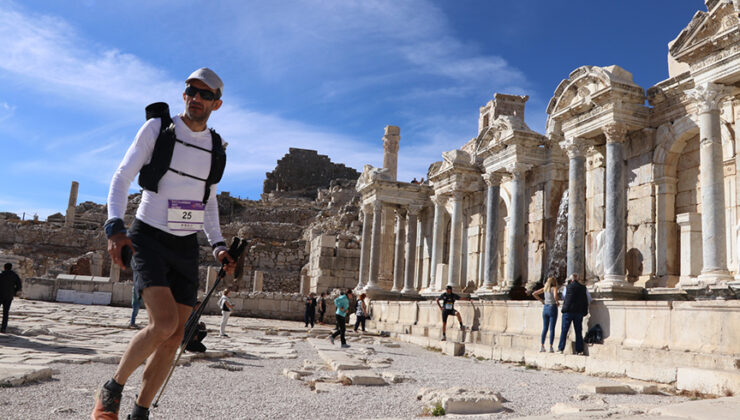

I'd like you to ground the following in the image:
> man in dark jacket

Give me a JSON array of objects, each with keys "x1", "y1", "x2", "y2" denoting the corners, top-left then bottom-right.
[
  {"x1": 557, "y1": 273, "x2": 589, "y2": 354},
  {"x1": 0, "y1": 263, "x2": 23, "y2": 333}
]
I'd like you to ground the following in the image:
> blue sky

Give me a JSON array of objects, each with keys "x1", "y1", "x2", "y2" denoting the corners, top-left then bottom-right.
[{"x1": 0, "y1": 0, "x2": 704, "y2": 219}]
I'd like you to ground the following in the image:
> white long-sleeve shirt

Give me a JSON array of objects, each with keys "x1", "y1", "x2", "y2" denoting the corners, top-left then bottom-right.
[{"x1": 107, "y1": 114, "x2": 225, "y2": 246}]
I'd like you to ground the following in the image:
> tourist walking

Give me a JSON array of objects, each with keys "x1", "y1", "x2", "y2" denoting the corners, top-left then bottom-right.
[
  {"x1": 330, "y1": 289, "x2": 353, "y2": 348},
  {"x1": 218, "y1": 288, "x2": 234, "y2": 337},
  {"x1": 436, "y1": 285, "x2": 468, "y2": 341},
  {"x1": 317, "y1": 292, "x2": 327, "y2": 324},
  {"x1": 0, "y1": 263, "x2": 22, "y2": 333},
  {"x1": 532, "y1": 276, "x2": 559, "y2": 352},
  {"x1": 353, "y1": 293, "x2": 367, "y2": 332},
  {"x1": 92, "y1": 68, "x2": 236, "y2": 420},
  {"x1": 304, "y1": 292, "x2": 317, "y2": 328},
  {"x1": 557, "y1": 274, "x2": 589, "y2": 355},
  {"x1": 129, "y1": 285, "x2": 142, "y2": 328}
]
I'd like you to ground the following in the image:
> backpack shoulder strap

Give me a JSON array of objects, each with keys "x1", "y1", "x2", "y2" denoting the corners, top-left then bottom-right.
[
  {"x1": 203, "y1": 128, "x2": 227, "y2": 203},
  {"x1": 138, "y1": 103, "x2": 176, "y2": 193}
]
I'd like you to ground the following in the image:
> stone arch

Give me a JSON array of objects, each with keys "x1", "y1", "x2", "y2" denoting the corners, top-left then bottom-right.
[{"x1": 653, "y1": 115, "x2": 699, "y2": 281}]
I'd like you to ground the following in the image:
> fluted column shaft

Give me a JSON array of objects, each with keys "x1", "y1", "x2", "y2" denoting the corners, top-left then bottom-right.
[
  {"x1": 603, "y1": 124, "x2": 627, "y2": 283},
  {"x1": 447, "y1": 192, "x2": 464, "y2": 290},
  {"x1": 402, "y1": 206, "x2": 421, "y2": 294},
  {"x1": 357, "y1": 204, "x2": 373, "y2": 289},
  {"x1": 504, "y1": 164, "x2": 529, "y2": 288},
  {"x1": 392, "y1": 208, "x2": 406, "y2": 291},
  {"x1": 479, "y1": 173, "x2": 502, "y2": 290},
  {"x1": 366, "y1": 201, "x2": 383, "y2": 290},
  {"x1": 689, "y1": 83, "x2": 732, "y2": 283},
  {"x1": 429, "y1": 196, "x2": 445, "y2": 290},
  {"x1": 560, "y1": 138, "x2": 589, "y2": 280}
]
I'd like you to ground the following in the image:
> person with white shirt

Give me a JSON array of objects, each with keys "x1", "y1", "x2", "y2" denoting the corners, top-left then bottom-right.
[{"x1": 92, "y1": 68, "x2": 236, "y2": 420}]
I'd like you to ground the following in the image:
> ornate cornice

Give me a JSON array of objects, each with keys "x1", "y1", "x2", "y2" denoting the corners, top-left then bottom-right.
[
  {"x1": 407, "y1": 204, "x2": 423, "y2": 216},
  {"x1": 687, "y1": 82, "x2": 731, "y2": 113}
]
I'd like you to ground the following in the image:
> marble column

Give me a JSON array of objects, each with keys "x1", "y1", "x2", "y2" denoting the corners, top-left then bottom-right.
[
  {"x1": 366, "y1": 200, "x2": 383, "y2": 291},
  {"x1": 602, "y1": 123, "x2": 628, "y2": 284},
  {"x1": 503, "y1": 164, "x2": 530, "y2": 288},
  {"x1": 428, "y1": 195, "x2": 446, "y2": 291},
  {"x1": 357, "y1": 203, "x2": 373, "y2": 289},
  {"x1": 477, "y1": 172, "x2": 502, "y2": 292},
  {"x1": 392, "y1": 208, "x2": 406, "y2": 292},
  {"x1": 560, "y1": 138, "x2": 589, "y2": 280},
  {"x1": 402, "y1": 205, "x2": 422, "y2": 294},
  {"x1": 65, "y1": 181, "x2": 79, "y2": 227},
  {"x1": 382, "y1": 126, "x2": 400, "y2": 181},
  {"x1": 688, "y1": 82, "x2": 733, "y2": 284},
  {"x1": 447, "y1": 191, "x2": 465, "y2": 290}
]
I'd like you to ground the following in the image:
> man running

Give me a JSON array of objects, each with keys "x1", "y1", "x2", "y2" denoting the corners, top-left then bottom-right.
[
  {"x1": 92, "y1": 68, "x2": 236, "y2": 420},
  {"x1": 436, "y1": 285, "x2": 469, "y2": 341}
]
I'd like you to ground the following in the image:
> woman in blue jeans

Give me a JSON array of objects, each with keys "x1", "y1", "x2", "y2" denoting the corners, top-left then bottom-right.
[{"x1": 532, "y1": 277, "x2": 559, "y2": 353}]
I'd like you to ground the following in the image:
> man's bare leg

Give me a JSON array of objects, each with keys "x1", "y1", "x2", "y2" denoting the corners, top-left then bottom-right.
[
  {"x1": 112, "y1": 287, "x2": 182, "y2": 386},
  {"x1": 136, "y1": 302, "x2": 191, "y2": 407},
  {"x1": 456, "y1": 312, "x2": 464, "y2": 329},
  {"x1": 441, "y1": 321, "x2": 447, "y2": 338}
]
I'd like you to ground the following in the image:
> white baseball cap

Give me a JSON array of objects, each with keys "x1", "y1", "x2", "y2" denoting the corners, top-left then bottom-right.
[{"x1": 186, "y1": 67, "x2": 224, "y2": 97}]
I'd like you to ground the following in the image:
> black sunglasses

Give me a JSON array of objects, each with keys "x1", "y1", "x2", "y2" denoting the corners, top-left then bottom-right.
[{"x1": 185, "y1": 85, "x2": 219, "y2": 101}]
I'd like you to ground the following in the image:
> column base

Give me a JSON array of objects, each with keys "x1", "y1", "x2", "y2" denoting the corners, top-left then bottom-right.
[
  {"x1": 363, "y1": 286, "x2": 402, "y2": 301},
  {"x1": 400, "y1": 287, "x2": 419, "y2": 296},
  {"x1": 698, "y1": 270, "x2": 733, "y2": 286},
  {"x1": 592, "y1": 281, "x2": 644, "y2": 300}
]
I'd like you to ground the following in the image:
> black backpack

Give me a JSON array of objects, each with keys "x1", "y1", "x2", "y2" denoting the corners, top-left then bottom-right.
[
  {"x1": 584, "y1": 324, "x2": 603, "y2": 344},
  {"x1": 138, "y1": 102, "x2": 226, "y2": 204}
]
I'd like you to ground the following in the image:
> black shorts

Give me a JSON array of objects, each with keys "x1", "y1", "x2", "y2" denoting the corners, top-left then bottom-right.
[
  {"x1": 129, "y1": 219, "x2": 199, "y2": 307},
  {"x1": 442, "y1": 308, "x2": 457, "y2": 323}
]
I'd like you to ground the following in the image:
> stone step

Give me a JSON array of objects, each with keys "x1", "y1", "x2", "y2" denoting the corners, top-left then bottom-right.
[
  {"x1": 0, "y1": 363, "x2": 53, "y2": 386},
  {"x1": 577, "y1": 382, "x2": 636, "y2": 395}
]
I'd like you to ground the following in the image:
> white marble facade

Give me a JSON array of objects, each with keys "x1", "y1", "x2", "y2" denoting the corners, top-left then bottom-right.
[{"x1": 357, "y1": 0, "x2": 740, "y2": 299}]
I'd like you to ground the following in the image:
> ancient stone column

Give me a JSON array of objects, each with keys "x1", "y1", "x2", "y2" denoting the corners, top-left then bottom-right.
[
  {"x1": 504, "y1": 164, "x2": 530, "y2": 288},
  {"x1": 109, "y1": 262, "x2": 120, "y2": 282},
  {"x1": 383, "y1": 126, "x2": 400, "y2": 181},
  {"x1": 477, "y1": 172, "x2": 502, "y2": 292},
  {"x1": 602, "y1": 123, "x2": 628, "y2": 284},
  {"x1": 688, "y1": 82, "x2": 733, "y2": 284},
  {"x1": 392, "y1": 208, "x2": 406, "y2": 292},
  {"x1": 357, "y1": 203, "x2": 373, "y2": 289},
  {"x1": 560, "y1": 138, "x2": 589, "y2": 280},
  {"x1": 65, "y1": 181, "x2": 79, "y2": 227},
  {"x1": 447, "y1": 191, "x2": 465, "y2": 290},
  {"x1": 402, "y1": 205, "x2": 422, "y2": 295},
  {"x1": 366, "y1": 200, "x2": 384, "y2": 291},
  {"x1": 428, "y1": 195, "x2": 446, "y2": 291}
]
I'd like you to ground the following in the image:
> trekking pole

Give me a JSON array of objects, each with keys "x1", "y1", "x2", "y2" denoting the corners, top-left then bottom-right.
[{"x1": 153, "y1": 237, "x2": 247, "y2": 408}]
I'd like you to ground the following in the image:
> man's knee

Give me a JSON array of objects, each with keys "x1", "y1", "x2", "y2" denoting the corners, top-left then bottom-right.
[{"x1": 148, "y1": 315, "x2": 180, "y2": 342}]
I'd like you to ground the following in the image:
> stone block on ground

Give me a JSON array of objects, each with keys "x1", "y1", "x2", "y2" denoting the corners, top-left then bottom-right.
[
  {"x1": 337, "y1": 369, "x2": 387, "y2": 386},
  {"x1": 417, "y1": 387, "x2": 505, "y2": 415},
  {"x1": 442, "y1": 341, "x2": 465, "y2": 356},
  {"x1": 676, "y1": 367, "x2": 740, "y2": 396},
  {"x1": 577, "y1": 382, "x2": 636, "y2": 395},
  {"x1": 0, "y1": 363, "x2": 54, "y2": 386},
  {"x1": 649, "y1": 396, "x2": 740, "y2": 420},
  {"x1": 313, "y1": 381, "x2": 344, "y2": 393}
]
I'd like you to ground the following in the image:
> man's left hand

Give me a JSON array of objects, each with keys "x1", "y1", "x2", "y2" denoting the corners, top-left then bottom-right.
[{"x1": 217, "y1": 250, "x2": 237, "y2": 275}]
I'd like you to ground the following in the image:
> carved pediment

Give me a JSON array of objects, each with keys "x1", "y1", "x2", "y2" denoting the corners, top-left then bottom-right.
[
  {"x1": 670, "y1": 1, "x2": 740, "y2": 64},
  {"x1": 356, "y1": 164, "x2": 392, "y2": 191},
  {"x1": 475, "y1": 115, "x2": 539, "y2": 154},
  {"x1": 546, "y1": 65, "x2": 645, "y2": 131},
  {"x1": 436, "y1": 149, "x2": 476, "y2": 175}
]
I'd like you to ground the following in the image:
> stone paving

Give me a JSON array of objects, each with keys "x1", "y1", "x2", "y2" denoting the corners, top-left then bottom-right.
[{"x1": 1, "y1": 299, "x2": 740, "y2": 419}]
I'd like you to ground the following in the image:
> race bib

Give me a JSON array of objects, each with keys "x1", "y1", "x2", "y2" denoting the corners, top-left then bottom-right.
[
  {"x1": 444, "y1": 303, "x2": 453, "y2": 310},
  {"x1": 167, "y1": 200, "x2": 205, "y2": 231}
]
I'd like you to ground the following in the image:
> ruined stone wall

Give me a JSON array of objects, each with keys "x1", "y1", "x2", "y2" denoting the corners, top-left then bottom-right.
[
  {"x1": 263, "y1": 148, "x2": 360, "y2": 199},
  {"x1": 462, "y1": 191, "x2": 484, "y2": 291}
]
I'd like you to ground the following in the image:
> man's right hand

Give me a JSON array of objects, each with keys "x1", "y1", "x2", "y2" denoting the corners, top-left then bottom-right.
[{"x1": 108, "y1": 232, "x2": 135, "y2": 269}]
